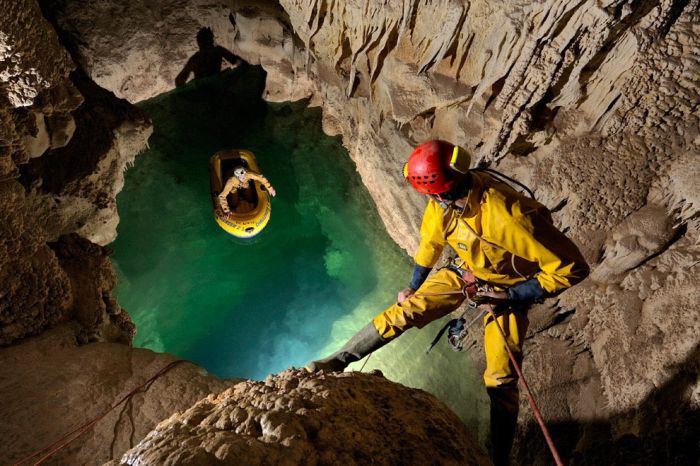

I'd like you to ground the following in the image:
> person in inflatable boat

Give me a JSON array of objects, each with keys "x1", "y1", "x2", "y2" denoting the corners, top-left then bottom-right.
[{"x1": 217, "y1": 167, "x2": 276, "y2": 217}]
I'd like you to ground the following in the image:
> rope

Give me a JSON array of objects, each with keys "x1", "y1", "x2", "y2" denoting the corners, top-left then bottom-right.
[
  {"x1": 473, "y1": 168, "x2": 536, "y2": 199},
  {"x1": 484, "y1": 305, "x2": 564, "y2": 466},
  {"x1": 414, "y1": 288, "x2": 469, "y2": 298},
  {"x1": 358, "y1": 352, "x2": 373, "y2": 372},
  {"x1": 13, "y1": 359, "x2": 186, "y2": 466}
]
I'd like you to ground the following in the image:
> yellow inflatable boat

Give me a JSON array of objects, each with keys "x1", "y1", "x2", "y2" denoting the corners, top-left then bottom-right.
[{"x1": 210, "y1": 149, "x2": 271, "y2": 238}]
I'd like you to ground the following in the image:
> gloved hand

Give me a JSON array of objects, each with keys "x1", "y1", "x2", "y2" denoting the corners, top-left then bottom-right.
[
  {"x1": 397, "y1": 287, "x2": 415, "y2": 304},
  {"x1": 269, "y1": 187, "x2": 277, "y2": 197},
  {"x1": 475, "y1": 290, "x2": 508, "y2": 303}
]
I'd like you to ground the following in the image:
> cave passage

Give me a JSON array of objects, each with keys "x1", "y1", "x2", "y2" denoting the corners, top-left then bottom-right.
[{"x1": 112, "y1": 65, "x2": 488, "y2": 440}]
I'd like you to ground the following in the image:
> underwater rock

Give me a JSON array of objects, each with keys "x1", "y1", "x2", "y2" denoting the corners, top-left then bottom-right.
[{"x1": 107, "y1": 369, "x2": 489, "y2": 466}]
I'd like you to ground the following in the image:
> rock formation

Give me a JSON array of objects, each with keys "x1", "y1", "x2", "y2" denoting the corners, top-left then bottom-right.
[
  {"x1": 0, "y1": 0, "x2": 151, "y2": 346},
  {"x1": 107, "y1": 369, "x2": 489, "y2": 466},
  {"x1": 2, "y1": 0, "x2": 698, "y2": 464},
  {"x1": 0, "y1": 2, "x2": 226, "y2": 464},
  {"x1": 1, "y1": 325, "x2": 230, "y2": 465}
]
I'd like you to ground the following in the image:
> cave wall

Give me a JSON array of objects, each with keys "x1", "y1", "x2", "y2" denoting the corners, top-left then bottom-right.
[
  {"x1": 2, "y1": 0, "x2": 698, "y2": 464},
  {"x1": 107, "y1": 369, "x2": 490, "y2": 466},
  {"x1": 47, "y1": 0, "x2": 699, "y2": 462},
  {"x1": 0, "y1": 2, "x2": 230, "y2": 464},
  {"x1": 0, "y1": 0, "x2": 144, "y2": 347}
]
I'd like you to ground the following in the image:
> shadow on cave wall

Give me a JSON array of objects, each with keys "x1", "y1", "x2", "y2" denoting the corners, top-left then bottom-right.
[
  {"x1": 516, "y1": 342, "x2": 699, "y2": 465},
  {"x1": 174, "y1": 26, "x2": 244, "y2": 88}
]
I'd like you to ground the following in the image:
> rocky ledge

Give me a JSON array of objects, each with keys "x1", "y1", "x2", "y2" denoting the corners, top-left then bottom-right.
[{"x1": 107, "y1": 369, "x2": 490, "y2": 466}]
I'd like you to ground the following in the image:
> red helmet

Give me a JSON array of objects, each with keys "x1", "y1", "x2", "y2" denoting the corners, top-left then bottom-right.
[{"x1": 403, "y1": 140, "x2": 471, "y2": 195}]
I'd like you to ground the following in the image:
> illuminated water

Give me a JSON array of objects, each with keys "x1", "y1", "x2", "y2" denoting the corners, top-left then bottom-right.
[{"x1": 112, "y1": 66, "x2": 488, "y2": 441}]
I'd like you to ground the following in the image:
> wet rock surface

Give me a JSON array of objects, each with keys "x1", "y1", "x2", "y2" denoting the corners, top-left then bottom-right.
[{"x1": 106, "y1": 369, "x2": 490, "y2": 466}]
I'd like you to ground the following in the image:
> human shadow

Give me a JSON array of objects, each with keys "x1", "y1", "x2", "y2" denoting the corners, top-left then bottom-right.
[
  {"x1": 175, "y1": 27, "x2": 245, "y2": 87},
  {"x1": 515, "y1": 342, "x2": 699, "y2": 465}
]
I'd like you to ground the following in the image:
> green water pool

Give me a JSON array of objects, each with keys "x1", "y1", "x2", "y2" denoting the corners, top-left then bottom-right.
[{"x1": 111, "y1": 65, "x2": 488, "y2": 441}]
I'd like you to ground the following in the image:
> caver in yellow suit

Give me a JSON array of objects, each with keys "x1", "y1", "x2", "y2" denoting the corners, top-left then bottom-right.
[{"x1": 306, "y1": 140, "x2": 589, "y2": 465}]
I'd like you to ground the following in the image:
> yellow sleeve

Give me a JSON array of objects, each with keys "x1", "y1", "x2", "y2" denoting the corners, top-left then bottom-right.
[
  {"x1": 249, "y1": 173, "x2": 273, "y2": 191},
  {"x1": 483, "y1": 194, "x2": 589, "y2": 294},
  {"x1": 414, "y1": 199, "x2": 447, "y2": 268},
  {"x1": 218, "y1": 178, "x2": 235, "y2": 213}
]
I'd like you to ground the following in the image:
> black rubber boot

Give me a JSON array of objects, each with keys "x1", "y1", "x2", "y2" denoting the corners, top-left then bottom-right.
[
  {"x1": 488, "y1": 386, "x2": 519, "y2": 466},
  {"x1": 305, "y1": 322, "x2": 388, "y2": 372},
  {"x1": 490, "y1": 407, "x2": 518, "y2": 466}
]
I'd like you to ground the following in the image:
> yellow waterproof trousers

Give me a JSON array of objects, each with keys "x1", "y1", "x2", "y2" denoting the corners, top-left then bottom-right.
[{"x1": 372, "y1": 268, "x2": 529, "y2": 413}]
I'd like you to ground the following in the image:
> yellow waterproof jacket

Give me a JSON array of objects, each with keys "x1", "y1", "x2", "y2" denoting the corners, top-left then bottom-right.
[{"x1": 415, "y1": 172, "x2": 589, "y2": 294}]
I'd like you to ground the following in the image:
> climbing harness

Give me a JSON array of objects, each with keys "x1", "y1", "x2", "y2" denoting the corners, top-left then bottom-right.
[
  {"x1": 13, "y1": 360, "x2": 186, "y2": 466},
  {"x1": 420, "y1": 269, "x2": 490, "y2": 354}
]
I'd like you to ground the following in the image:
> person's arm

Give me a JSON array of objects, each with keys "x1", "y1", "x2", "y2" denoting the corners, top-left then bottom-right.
[
  {"x1": 484, "y1": 197, "x2": 590, "y2": 302},
  {"x1": 414, "y1": 199, "x2": 448, "y2": 268},
  {"x1": 249, "y1": 173, "x2": 276, "y2": 196},
  {"x1": 397, "y1": 200, "x2": 446, "y2": 303},
  {"x1": 218, "y1": 46, "x2": 243, "y2": 67},
  {"x1": 175, "y1": 57, "x2": 195, "y2": 87},
  {"x1": 409, "y1": 264, "x2": 432, "y2": 290},
  {"x1": 218, "y1": 178, "x2": 236, "y2": 214}
]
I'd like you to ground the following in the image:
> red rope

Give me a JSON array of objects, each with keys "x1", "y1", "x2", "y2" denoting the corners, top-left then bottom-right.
[
  {"x1": 13, "y1": 359, "x2": 186, "y2": 466},
  {"x1": 485, "y1": 305, "x2": 565, "y2": 466}
]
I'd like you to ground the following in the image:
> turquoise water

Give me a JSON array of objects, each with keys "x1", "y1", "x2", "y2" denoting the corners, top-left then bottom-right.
[{"x1": 112, "y1": 66, "x2": 488, "y2": 441}]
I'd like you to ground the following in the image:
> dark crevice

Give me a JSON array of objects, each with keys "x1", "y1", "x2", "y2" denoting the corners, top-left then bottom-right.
[
  {"x1": 549, "y1": 30, "x2": 584, "y2": 100},
  {"x1": 549, "y1": 0, "x2": 587, "y2": 41},
  {"x1": 484, "y1": 76, "x2": 507, "y2": 112},
  {"x1": 657, "y1": 0, "x2": 692, "y2": 37},
  {"x1": 590, "y1": 93, "x2": 622, "y2": 131},
  {"x1": 335, "y1": 36, "x2": 353, "y2": 77},
  {"x1": 370, "y1": 23, "x2": 399, "y2": 83},
  {"x1": 507, "y1": 134, "x2": 537, "y2": 157},
  {"x1": 454, "y1": 33, "x2": 475, "y2": 80}
]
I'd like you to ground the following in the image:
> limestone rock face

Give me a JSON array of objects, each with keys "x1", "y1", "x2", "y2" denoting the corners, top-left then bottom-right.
[
  {"x1": 0, "y1": 326, "x2": 230, "y2": 466},
  {"x1": 0, "y1": 0, "x2": 152, "y2": 347},
  {"x1": 0, "y1": 181, "x2": 71, "y2": 345},
  {"x1": 107, "y1": 369, "x2": 490, "y2": 466},
  {"x1": 20, "y1": 71, "x2": 152, "y2": 245},
  {"x1": 48, "y1": 0, "x2": 244, "y2": 103},
  {"x1": 0, "y1": 0, "x2": 73, "y2": 107}
]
